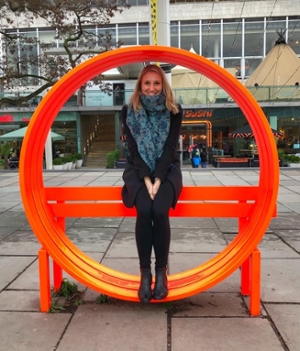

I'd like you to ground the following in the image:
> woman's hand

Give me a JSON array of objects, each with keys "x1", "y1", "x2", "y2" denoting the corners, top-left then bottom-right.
[
  {"x1": 144, "y1": 177, "x2": 161, "y2": 200},
  {"x1": 152, "y1": 178, "x2": 161, "y2": 198},
  {"x1": 144, "y1": 176, "x2": 154, "y2": 200}
]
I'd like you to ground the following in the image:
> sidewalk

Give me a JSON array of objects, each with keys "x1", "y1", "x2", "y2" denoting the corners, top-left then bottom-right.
[{"x1": 0, "y1": 168, "x2": 299, "y2": 351}]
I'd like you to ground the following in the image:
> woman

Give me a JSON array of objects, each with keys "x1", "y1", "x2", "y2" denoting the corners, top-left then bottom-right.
[{"x1": 121, "y1": 64, "x2": 183, "y2": 303}]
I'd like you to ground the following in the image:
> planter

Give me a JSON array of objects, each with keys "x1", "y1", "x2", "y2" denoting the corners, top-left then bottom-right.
[
  {"x1": 67, "y1": 162, "x2": 73, "y2": 170},
  {"x1": 72, "y1": 162, "x2": 76, "y2": 169},
  {"x1": 53, "y1": 165, "x2": 64, "y2": 170},
  {"x1": 76, "y1": 159, "x2": 83, "y2": 168},
  {"x1": 63, "y1": 163, "x2": 68, "y2": 170},
  {"x1": 288, "y1": 163, "x2": 300, "y2": 167}
]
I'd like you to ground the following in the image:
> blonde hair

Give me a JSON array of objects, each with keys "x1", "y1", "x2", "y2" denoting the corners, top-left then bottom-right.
[{"x1": 129, "y1": 64, "x2": 179, "y2": 114}]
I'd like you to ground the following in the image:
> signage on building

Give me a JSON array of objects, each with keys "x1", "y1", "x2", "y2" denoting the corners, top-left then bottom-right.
[
  {"x1": 183, "y1": 109, "x2": 214, "y2": 118},
  {"x1": 0, "y1": 114, "x2": 14, "y2": 122},
  {"x1": 0, "y1": 114, "x2": 31, "y2": 123}
]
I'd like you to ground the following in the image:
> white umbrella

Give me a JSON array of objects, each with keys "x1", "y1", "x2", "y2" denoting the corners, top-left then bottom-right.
[{"x1": 0, "y1": 126, "x2": 64, "y2": 141}]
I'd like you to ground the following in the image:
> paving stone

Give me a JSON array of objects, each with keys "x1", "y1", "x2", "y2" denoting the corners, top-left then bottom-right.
[
  {"x1": 261, "y1": 258, "x2": 300, "y2": 302},
  {"x1": 264, "y1": 304, "x2": 300, "y2": 351},
  {"x1": 171, "y1": 318, "x2": 283, "y2": 351},
  {"x1": 0, "y1": 311, "x2": 71, "y2": 351},
  {"x1": 56, "y1": 304, "x2": 167, "y2": 351},
  {"x1": 0, "y1": 256, "x2": 36, "y2": 291}
]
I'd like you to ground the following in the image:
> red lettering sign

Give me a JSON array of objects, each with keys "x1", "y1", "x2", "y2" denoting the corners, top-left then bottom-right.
[
  {"x1": 183, "y1": 110, "x2": 213, "y2": 118},
  {"x1": 22, "y1": 118, "x2": 30, "y2": 122},
  {"x1": 0, "y1": 114, "x2": 14, "y2": 122}
]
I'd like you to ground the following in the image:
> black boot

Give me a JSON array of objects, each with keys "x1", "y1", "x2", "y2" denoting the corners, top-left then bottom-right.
[
  {"x1": 138, "y1": 268, "x2": 152, "y2": 303},
  {"x1": 153, "y1": 267, "x2": 168, "y2": 300}
]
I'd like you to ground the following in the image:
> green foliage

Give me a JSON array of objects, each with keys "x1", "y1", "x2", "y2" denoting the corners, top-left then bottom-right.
[
  {"x1": 53, "y1": 157, "x2": 63, "y2": 165},
  {"x1": 64, "y1": 155, "x2": 73, "y2": 163},
  {"x1": 0, "y1": 142, "x2": 13, "y2": 169},
  {"x1": 284, "y1": 154, "x2": 300, "y2": 163},
  {"x1": 74, "y1": 153, "x2": 82, "y2": 160},
  {"x1": 48, "y1": 303, "x2": 65, "y2": 313},
  {"x1": 106, "y1": 149, "x2": 120, "y2": 168},
  {"x1": 53, "y1": 278, "x2": 78, "y2": 298},
  {"x1": 96, "y1": 294, "x2": 109, "y2": 304},
  {"x1": 0, "y1": 159, "x2": 5, "y2": 166}
]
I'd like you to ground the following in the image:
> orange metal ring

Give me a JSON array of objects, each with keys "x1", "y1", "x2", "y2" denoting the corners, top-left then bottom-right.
[{"x1": 19, "y1": 46, "x2": 279, "y2": 301}]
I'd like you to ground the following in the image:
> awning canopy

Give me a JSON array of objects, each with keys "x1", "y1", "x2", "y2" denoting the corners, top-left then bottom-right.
[
  {"x1": 229, "y1": 124, "x2": 283, "y2": 138},
  {"x1": 0, "y1": 127, "x2": 64, "y2": 142}
]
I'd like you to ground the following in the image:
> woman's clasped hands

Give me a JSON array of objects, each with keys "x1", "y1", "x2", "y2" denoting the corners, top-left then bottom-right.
[{"x1": 144, "y1": 176, "x2": 161, "y2": 200}]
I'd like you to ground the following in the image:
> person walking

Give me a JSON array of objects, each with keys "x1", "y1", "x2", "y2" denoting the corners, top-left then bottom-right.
[
  {"x1": 200, "y1": 147, "x2": 208, "y2": 168},
  {"x1": 121, "y1": 64, "x2": 183, "y2": 303}
]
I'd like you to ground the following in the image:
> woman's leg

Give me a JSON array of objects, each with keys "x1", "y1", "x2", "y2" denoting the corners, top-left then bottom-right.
[
  {"x1": 152, "y1": 180, "x2": 174, "y2": 300},
  {"x1": 152, "y1": 180, "x2": 174, "y2": 269},
  {"x1": 135, "y1": 185, "x2": 154, "y2": 302},
  {"x1": 135, "y1": 185, "x2": 153, "y2": 269}
]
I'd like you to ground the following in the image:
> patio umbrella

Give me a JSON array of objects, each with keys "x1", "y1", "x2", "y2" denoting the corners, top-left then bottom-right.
[
  {"x1": 229, "y1": 124, "x2": 283, "y2": 138},
  {"x1": 0, "y1": 126, "x2": 64, "y2": 141}
]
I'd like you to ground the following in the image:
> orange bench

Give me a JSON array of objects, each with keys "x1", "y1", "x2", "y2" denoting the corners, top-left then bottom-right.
[{"x1": 37, "y1": 185, "x2": 276, "y2": 315}]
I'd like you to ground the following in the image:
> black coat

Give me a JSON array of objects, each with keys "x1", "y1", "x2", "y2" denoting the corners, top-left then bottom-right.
[{"x1": 121, "y1": 104, "x2": 183, "y2": 209}]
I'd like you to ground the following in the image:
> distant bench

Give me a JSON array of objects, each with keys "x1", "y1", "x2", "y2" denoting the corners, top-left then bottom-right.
[{"x1": 215, "y1": 157, "x2": 250, "y2": 168}]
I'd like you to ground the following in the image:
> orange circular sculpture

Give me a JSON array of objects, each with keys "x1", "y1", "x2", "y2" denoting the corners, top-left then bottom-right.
[{"x1": 19, "y1": 46, "x2": 279, "y2": 302}]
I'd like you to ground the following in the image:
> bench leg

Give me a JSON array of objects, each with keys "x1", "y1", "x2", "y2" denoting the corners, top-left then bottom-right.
[
  {"x1": 241, "y1": 256, "x2": 250, "y2": 295},
  {"x1": 38, "y1": 247, "x2": 51, "y2": 312},
  {"x1": 52, "y1": 216, "x2": 65, "y2": 292},
  {"x1": 240, "y1": 248, "x2": 261, "y2": 316},
  {"x1": 250, "y1": 248, "x2": 261, "y2": 316}
]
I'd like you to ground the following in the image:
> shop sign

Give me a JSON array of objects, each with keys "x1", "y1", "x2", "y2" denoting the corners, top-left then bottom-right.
[
  {"x1": 183, "y1": 109, "x2": 214, "y2": 118},
  {"x1": 0, "y1": 114, "x2": 14, "y2": 122},
  {"x1": 0, "y1": 114, "x2": 31, "y2": 122}
]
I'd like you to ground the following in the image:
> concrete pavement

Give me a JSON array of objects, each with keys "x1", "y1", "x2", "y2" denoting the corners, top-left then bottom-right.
[{"x1": 0, "y1": 167, "x2": 299, "y2": 351}]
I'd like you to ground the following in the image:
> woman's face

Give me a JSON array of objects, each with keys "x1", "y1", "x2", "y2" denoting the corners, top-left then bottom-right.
[{"x1": 140, "y1": 71, "x2": 163, "y2": 96}]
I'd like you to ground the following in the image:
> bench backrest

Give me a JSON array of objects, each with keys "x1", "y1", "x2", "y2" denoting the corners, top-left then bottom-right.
[{"x1": 45, "y1": 185, "x2": 276, "y2": 219}]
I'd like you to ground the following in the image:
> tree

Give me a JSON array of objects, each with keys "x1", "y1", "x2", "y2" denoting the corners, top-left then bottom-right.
[{"x1": 0, "y1": 0, "x2": 130, "y2": 107}]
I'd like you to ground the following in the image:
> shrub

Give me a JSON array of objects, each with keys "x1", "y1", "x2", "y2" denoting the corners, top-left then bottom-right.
[
  {"x1": 74, "y1": 153, "x2": 82, "y2": 160},
  {"x1": 106, "y1": 149, "x2": 120, "y2": 168},
  {"x1": 284, "y1": 154, "x2": 300, "y2": 163},
  {"x1": 53, "y1": 158, "x2": 63, "y2": 165}
]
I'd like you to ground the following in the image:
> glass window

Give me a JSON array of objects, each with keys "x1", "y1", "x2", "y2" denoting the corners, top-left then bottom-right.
[
  {"x1": 138, "y1": 23, "x2": 150, "y2": 45},
  {"x1": 19, "y1": 32, "x2": 39, "y2": 85},
  {"x1": 265, "y1": 19, "x2": 286, "y2": 54},
  {"x1": 180, "y1": 22, "x2": 200, "y2": 53},
  {"x1": 118, "y1": 24, "x2": 137, "y2": 46},
  {"x1": 245, "y1": 21, "x2": 264, "y2": 56},
  {"x1": 288, "y1": 17, "x2": 300, "y2": 55},
  {"x1": 39, "y1": 30, "x2": 57, "y2": 46},
  {"x1": 201, "y1": 22, "x2": 221, "y2": 58},
  {"x1": 171, "y1": 21, "x2": 179, "y2": 48},
  {"x1": 98, "y1": 26, "x2": 117, "y2": 47},
  {"x1": 245, "y1": 58, "x2": 262, "y2": 77},
  {"x1": 224, "y1": 59, "x2": 241, "y2": 78},
  {"x1": 223, "y1": 21, "x2": 242, "y2": 58}
]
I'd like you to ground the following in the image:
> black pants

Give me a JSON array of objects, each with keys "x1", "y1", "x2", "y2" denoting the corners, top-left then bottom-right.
[{"x1": 135, "y1": 180, "x2": 174, "y2": 270}]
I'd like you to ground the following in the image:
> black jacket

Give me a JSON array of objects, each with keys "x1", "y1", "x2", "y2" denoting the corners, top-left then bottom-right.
[{"x1": 121, "y1": 104, "x2": 183, "y2": 209}]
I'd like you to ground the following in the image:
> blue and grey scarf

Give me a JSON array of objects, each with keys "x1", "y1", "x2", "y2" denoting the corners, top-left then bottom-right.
[{"x1": 126, "y1": 94, "x2": 170, "y2": 173}]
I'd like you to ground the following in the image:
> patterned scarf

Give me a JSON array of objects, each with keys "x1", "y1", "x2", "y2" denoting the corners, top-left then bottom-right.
[{"x1": 126, "y1": 93, "x2": 170, "y2": 173}]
